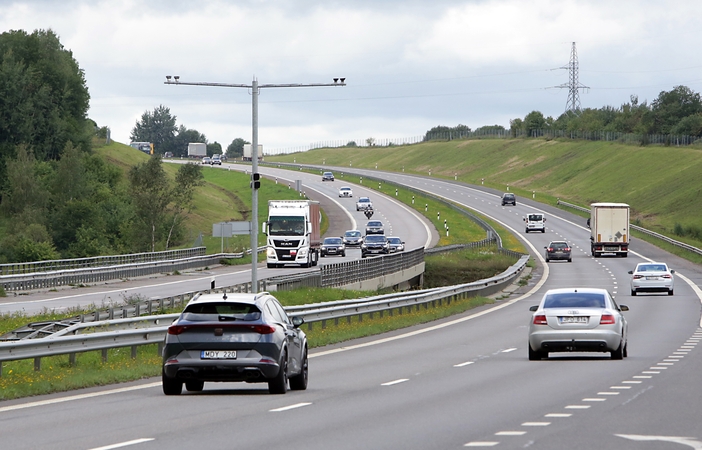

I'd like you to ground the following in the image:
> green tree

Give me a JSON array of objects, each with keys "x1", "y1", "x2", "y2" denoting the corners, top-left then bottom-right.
[
  {"x1": 128, "y1": 155, "x2": 171, "y2": 252},
  {"x1": 130, "y1": 105, "x2": 178, "y2": 155},
  {"x1": 0, "y1": 29, "x2": 91, "y2": 182},
  {"x1": 650, "y1": 86, "x2": 702, "y2": 134},
  {"x1": 523, "y1": 111, "x2": 546, "y2": 135},
  {"x1": 226, "y1": 138, "x2": 249, "y2": 158},
  {"x1": 173, "y1": 125, "x2": 207, "y2": 157},
  {"x1": 165, "y1": 163, "x2": 204, "y2": 249},
  {"x1": 207, "y1": 141, "x2": 222, "y2": 157}
]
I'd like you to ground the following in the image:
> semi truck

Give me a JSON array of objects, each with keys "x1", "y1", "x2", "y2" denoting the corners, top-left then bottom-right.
[
  {"x1": 590, "y1": 202, "x2": 630, "y2": 257},
  {"x1": 187, "y1": 142, "x2": 207, "y2": 158},
  {"x1": 263, "y1": 200, "x2": 321, "y2": 268}
]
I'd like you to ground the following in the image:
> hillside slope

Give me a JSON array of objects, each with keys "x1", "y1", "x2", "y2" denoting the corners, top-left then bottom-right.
[{"x1": 268, "y1": 138, "x2": 702, "y2": 246}]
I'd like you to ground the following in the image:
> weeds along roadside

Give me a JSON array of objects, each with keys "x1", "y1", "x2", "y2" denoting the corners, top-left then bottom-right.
[{"x1": 0, "y1": 168, "x2": 528, "y2": 400}]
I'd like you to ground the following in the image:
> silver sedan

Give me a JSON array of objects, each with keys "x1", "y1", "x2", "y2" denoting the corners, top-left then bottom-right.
[
  {"x1": 528, "y1": 288, "x2": 629, "y2": 360},
  {"x1": 628, "y1": 262, "x2": 675, "y2": 296}
]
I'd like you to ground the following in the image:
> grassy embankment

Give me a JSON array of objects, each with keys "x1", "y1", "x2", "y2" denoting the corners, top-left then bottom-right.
[
  {"x1": 0, "y1": 142, "x2": 523, "y2": 400},
  {"x1": 267, "y1": 138, "x2": 702, "y2": 264}
]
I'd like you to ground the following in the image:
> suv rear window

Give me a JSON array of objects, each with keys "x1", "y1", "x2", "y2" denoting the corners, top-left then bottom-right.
[{"x1": 183, "y1": 302, "x2": 261, "y2": 321}]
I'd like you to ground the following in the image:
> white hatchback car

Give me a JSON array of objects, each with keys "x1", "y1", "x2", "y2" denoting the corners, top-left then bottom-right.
[
  {"x1": 628, "y1": 262, "x2": 675, "y2": 296},
  {"x1": 338, "y1": 186, "x2": 353, "y2": 197}
]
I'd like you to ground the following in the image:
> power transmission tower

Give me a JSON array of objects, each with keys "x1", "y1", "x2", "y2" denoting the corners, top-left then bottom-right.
[{"x1": 556, "y1": 42, "x2": 589, "y2": 113}]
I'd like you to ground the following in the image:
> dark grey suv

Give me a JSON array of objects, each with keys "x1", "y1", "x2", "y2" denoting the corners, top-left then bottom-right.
[
  {"x1": 162, "y1": 292, "x2": 308, "y2": 395},
  {"x1": 501, "y1": 193, "x2": 516, "y2": 206}
]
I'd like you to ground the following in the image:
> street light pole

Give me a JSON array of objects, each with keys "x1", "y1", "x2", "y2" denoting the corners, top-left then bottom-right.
[{"x1": 165, "y1": 75, "x2": 346, "y2": 292}]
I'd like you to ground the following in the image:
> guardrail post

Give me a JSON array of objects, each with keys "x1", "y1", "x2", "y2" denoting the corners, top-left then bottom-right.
[
  {"x1": 157, "y1": 342, "x2": 164, "y2": 357},
  {"x1": 69, "y1": 353, "x2": 76, "y2": 366},
  {"x1": 131, "y1": 346, "x2": 138, "y2": 359},
  {"x1": 0, "y1": 362, "x2": 3, "y2": 377},
  {"x1": 34, "y1": 357, "x2": 41, "y2": 372},
  {"x1": 102, "y1": 349, "x2": 108, "y2": 362}
]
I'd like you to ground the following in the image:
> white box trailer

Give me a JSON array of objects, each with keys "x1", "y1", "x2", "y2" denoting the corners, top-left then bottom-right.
[
  {"x1": 187, "y1": 142, "x2": 207, "y2": 158},
  {"x1": 590, "y1": 202, "x2": 630, "y2": 257},
  {"x1": 243, "y1": 144, "x2": 263, "y2": 161}
]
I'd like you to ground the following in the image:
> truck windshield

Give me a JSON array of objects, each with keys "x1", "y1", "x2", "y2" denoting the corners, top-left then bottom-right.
[{"x1": 268, "y1": 216, "x2": 305, "y2": 236}]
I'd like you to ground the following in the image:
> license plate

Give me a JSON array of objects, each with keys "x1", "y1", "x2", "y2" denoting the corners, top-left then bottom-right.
[
  {"x1": 201, "y1": 350, "x2": 237, "y2": 359},
  {"x1": 559, "y1": 316, "x2": 588, "y2": 324},
  {"x1": 604, "y1": 246, "x2": 619, "y2": 251},
  {"x1": 645, "y1": 276, "x2": 659, "y2": 280}
]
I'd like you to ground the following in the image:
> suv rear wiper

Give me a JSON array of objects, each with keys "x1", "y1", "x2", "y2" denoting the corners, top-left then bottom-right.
[{"x1": 218, "y1": 315, "x2": 238, "y2": 321}]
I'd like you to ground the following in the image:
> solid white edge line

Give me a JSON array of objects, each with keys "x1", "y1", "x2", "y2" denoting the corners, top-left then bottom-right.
[
  {"x1": 88, "y1": 438, "x2": 154, "y2": 450},
  {"x1": 0, "y1": 382, "x2": 162, "y2": 413}
]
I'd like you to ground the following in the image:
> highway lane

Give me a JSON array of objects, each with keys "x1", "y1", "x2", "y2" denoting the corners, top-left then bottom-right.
[
  {"x1": 0, "y1": 164, "x2": 435, "y2": 315},
  {"x1": 1, "y1": 166, "x2": 701, "y2": 449}
]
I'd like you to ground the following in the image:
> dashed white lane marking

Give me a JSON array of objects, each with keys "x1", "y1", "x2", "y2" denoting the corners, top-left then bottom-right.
[
  {"x1": 88, "y1": 438, "x2": 155, "y2": 450},
  {"x1": 464, "y1": 442, "x2": 499, "y2": 447},
  {"x1": 657, "y1": 362, "x2": 675, "y2": 365},
  {"x1": 651, "y1": 366, "x2": 668, "y2": 369},
  {"x1": 545, "y1": 413, "x2": 572, "y2": 417},
  {"x1": 622, "y1": 380, "x2": 643, "y2": 384},
  {"x1": 598, "y1": 392, "x2": 620, "y2": 396},
  {"x1": 454, "y1": 361, "x2": 475, "y2": 367},
  {"x1": 633, "y1": 376, "x2": 652, "y2": 379},
  {"x1": 643, "y1": 371, "x2": 661, "y2": 374},
  {"x1": 611, "y1": 386, "x2": 632, "y2": 389},
  {"x1": 270, "y1": 402, "x2": 312, "y2": 412},
  {"x1": 522, "y1": 422, "x2": 550, "y2": 426},
  {"x1": 381, "y1": 379, "x2": 409, "y2": 386},
  {"x1": 501, "y1": 348, "x2": 517, "y2": 353},
  {"x1": 565, "y1": 405, "x2": 591, "y2": 409},
  {"x1": 583, "y1": 398, "x2": 607, "y2": 402},
  {"x1": 495, "y1": 431, "x2": 526, "y2": 436}
]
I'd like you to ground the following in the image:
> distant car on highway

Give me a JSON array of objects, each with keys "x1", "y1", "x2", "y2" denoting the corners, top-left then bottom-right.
[
  {"x1": 501, "y1": 193, "x2": 516, "y2": 206},
  {"x1": 356, "y1": 197, "x2": 373, "y2": 211},
  {"x1": 338, "y1": 186, "x2": 353, "y2": 197},
  {"x1": 322, "y1": 171, "x2": 335, "y2": 181},
  {"x1": 342, "y1": 230, "x2": 362, "y2": 246},
  {"x1": 361, "y1": 234, "x2": 389, "y2": 258},
  {"x1": 545, "y1": 241, "x2": 571, "y2": 262},
  {"x1": 528, "y1": 287, "x2": 629, "y2": 360},
  {"x1": 524, "y1": 213, "x2": 546, "y2": 233},
  {"x1": 387, "y1": 237, "x2": 405, "y2": 252},
  {"x1": 211, "y1": 155, "x2": 222, "y2": 165},
  {"x1": 201, "y1": 157, "x2": 211, "y2": 165},
  {"x1": 365, "y1": 220, "x2": 384, "y2": 235},
  {"x1": 162, "y1": 292, "x2": 308, "y2": 395},
  {"x1": 628, "y1": 262, "x2": 675, "y2": 296},
  {"x1": 321, "y1": 237, "x2": 346, "y2": 257}
]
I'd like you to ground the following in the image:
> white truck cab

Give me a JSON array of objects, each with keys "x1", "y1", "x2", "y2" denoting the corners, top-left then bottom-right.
[{"x1": 524, "y1": 213, "x2": 546, "y2": 233}]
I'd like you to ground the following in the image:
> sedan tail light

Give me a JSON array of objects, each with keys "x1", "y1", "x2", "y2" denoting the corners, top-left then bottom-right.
[
  {"x1": 633, "y1": 275, "x2": 644, "y2": 279},
  {"x1": 600, "y1": 314, "x2": 615, "y2": 325},
  {"x1": 533, "y1": 315, "x2": 547, "y2": 325},
  {"x1": 662, "y1": 274, "x2": 672, "y2": 279}
]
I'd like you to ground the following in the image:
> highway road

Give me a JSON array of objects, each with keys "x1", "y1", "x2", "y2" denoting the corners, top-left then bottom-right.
[
  {"x1": 0, "y1": 164, "x2": 436, "y2": 315},
  {"x1": 1, "y1": 164, "x2": 700, "y2": 449}
]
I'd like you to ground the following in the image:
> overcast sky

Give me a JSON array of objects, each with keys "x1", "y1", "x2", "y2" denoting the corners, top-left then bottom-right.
[{"x1": 3, "y1": 0, "x2": 702, "y2": 152}]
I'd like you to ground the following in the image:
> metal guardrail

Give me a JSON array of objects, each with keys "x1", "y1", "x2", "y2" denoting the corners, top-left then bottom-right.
[
  {"x1": 556, "y1": 200, "x2": 702, "y2": 257},
  {"x1": 0, "y1": 247, "x2": 207, "y2": 276},
  {"x1": 0, "y1": 251, "x2": 245, "y2": 292},
  {"x1": 0, "y1": 255, "x2": 529, "y2": 374}
]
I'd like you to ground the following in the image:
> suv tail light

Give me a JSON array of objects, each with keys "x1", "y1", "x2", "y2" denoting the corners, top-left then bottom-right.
[
  {"x1": 600, "y1": 314, "x2": 615, "y2": 325},
  {"x1": 168, "y1": 323, "x2": 276, "y2": 335},
  {"x1": 533, "y1": 315, "x2": 547, "y2": 325}
]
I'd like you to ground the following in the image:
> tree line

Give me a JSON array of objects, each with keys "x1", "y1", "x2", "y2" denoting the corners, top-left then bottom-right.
[
  {"x1": 130, "y1": 105, "x2": 250, "y2": 158},
  {"x1": 424, "y1": 86, "x2": 702, "y2": 142},
  {"x1": 0, "y1": 29, "x2": 205, "y2": 263}
]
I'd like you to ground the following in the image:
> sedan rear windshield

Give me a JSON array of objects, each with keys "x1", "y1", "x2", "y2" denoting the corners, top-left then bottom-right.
[
  {"x1": 324, "y1": 238, "x2": 342, "y2": 244},
  {"x1": 345, "y1": 231, "x2": 361, "y2": 237},
  {"x1": 543, "y1": 293, "x2": 606, "y2": 309},
  {"x1": 365, "y1": 235, "x2": 386, "y2": 243},
  {"x1": 183, "y1": 302, "x2": 261, "y2": 321},
  {"x1": 637, "y1": 264, "x2": 668, "y2": 272}
]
